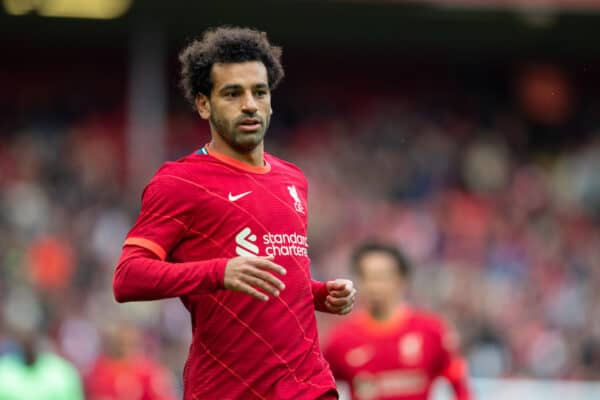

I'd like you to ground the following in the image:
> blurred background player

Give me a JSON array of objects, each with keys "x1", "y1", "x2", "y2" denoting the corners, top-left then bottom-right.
[
  {"x1": 324, "y1": 243, "x2": 471, "y2": 400},
  {"x1": 0, "y1": 329, "x2": 84, "y2": 400},
  {"x1": 85, "y1": 323, "x2": 178, "y2": 400}
]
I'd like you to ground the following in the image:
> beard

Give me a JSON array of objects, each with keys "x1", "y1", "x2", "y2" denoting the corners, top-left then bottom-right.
[{"x1": 210, "y1": 110, "x2": 270, "y2": 154}]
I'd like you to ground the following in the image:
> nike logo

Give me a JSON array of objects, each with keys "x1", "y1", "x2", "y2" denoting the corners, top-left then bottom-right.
[{"x1": 228, "y1": 191, "x2": 252, "y2": 202}]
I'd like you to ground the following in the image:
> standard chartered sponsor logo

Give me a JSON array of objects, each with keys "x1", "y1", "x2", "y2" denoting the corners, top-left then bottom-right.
[
  {"x1": 235, "y1": 227, "x2": 308, "y2": 257},
  {"x1": 235, "y1": 227, "x2": 259, "y2": 256},
  {"x1": 263, "y1": 232, "x2": 308, "y2": 257},
  {"x1": 353, "y1": 370, "x2": 427, "y2": 399}
]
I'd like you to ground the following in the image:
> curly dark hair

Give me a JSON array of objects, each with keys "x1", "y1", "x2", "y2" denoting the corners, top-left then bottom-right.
[
  {"x1": 179, "y1": 26, "x2": 284, "y2": 106},
  {"x1": 351, "y1": 242, "x2": 411, "y2": 278}
]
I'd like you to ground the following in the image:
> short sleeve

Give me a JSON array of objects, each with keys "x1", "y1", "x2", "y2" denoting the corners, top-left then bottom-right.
[{"x1": 124, "y1": 178, "x2": 192, "y2": 260}]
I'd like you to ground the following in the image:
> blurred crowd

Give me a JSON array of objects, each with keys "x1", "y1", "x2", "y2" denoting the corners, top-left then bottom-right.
[{"x1": 1, "y1": 61, "x2": 600, "y2": 398}]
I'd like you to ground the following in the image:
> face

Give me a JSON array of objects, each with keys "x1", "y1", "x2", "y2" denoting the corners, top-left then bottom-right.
[
  {"x1": 356, "y1": 251, "x2": 406, "y2": 315},
  {"x1": 196, "y1": 61, "x2": 272, "y2": 154}
]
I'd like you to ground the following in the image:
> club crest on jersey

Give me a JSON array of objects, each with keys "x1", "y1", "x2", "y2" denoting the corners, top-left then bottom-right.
[
  {"x1": 287, "y1": 185, "x2": 305, "y2": 214},
  {"x1": 345, "y1": 345, "x2": 375, "y2": 367},
  {"x1": 398, "y1": 333, "x2": 423, "y2": 364}
]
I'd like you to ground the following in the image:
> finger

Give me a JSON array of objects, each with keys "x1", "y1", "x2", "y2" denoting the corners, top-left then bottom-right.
[
  {"x1": 234, "y1": 281, "x2": 269, "y2": 301},
  {"x1": 325, "y1": 301, "x2": 341, "y2": 312},
  {"x1": 338, "y1": 304, "x2": 354, "y2": 315},
  {"x1": 249, "y1": 258, "x2": 287, "y2": 276},
  {"x1": 246, "y1": 267, "x2": 286, "y2": 291},
  {"x1": 329, "y1": 287, "x2": 356, "y2": 298},
  {"x1": 325, "y1": 301, "x2": 352, "y2": 314},
  {"x1": 241, "y1": 275, "x2": 281, "y2": 297},
  {"x1": 327, "y1": 300, "x2": 354, "y2": 314},
  {"x1": 326, "y1": 296, "x2": 350, "y2": 307},
  {"x1": 329, "y1": 288, "x2": 351, "y2": 297}
]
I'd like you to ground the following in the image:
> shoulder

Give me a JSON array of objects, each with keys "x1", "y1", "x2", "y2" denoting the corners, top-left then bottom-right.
[
  {"x1": 408, "y1": 309, "x2": 459, "y2": 349},
  {"x1": 153, "y1": 151, "x2": 209, "y2": 180},
  {"x1": 39, "y1": 353, "x2": 79, "y2": 373},
  {"x1": 143, "y1": 152, "x2": 213, "y2": 195},
  {"x1": 266, "y1": 154, "x2": 307, "y2": 180},
  {"x1": 408, "y1": 309, "x2": 449, "y2": 335}
]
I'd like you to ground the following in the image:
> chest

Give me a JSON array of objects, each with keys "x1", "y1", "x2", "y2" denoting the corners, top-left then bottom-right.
[
  {"x1": 179, "y1": 169, "x2": 309, "y2": 260},
  {"x1": 343, "y1": 330, "x2": 440, "y2": 375}
]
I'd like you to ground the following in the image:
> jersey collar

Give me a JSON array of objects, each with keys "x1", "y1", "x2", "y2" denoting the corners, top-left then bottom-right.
[
  {"x1": 203, "y1": 144, "x2": 271, "y2": 174},
  {"x1": 357, "y1": 306, "x2": 411, "y2": 336}
]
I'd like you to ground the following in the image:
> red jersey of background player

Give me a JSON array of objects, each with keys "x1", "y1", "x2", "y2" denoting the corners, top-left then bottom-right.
[
  {"x1": 115, "y1": 147, "x2": 337, "y2": 399},
  {"x1": 323, "y1": 242, "x2": 471, "y2": 400},
  {"x1": 85, "y1": 325, "x2": 177, "y2": 400},
  {"x1": 86, "y1": 355, "x2": 177, "y2": 400},
  {"x1": 324, "y1": 307, "x2": 470, "y2": 400}
]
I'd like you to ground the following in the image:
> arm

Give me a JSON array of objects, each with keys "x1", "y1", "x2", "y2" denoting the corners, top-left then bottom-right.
[
  {"x1": 114, "y1": 246, "x2": 287, "y2": 303},
  {"x1": 436, "y1": 320, "x2": 472, "y2": 400},
  {"x1": 113, "y1": 245, "x2": 227, "y2": 302},
  {"x1": 115, "y1": 178, "x2": 286, "y2": 303},
  {"x1": 442, "y1": 357, "x2": 472, "y2": 400},
  {"x1": 311, "y1": 279, "x2": 356, "y2": 314}
]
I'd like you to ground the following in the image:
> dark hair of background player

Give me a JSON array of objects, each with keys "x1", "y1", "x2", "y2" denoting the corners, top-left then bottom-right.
[
  {"x1": 179, "y1": 26, "x2": 285, "y2": 106},
  {"x1": 351, "y1": 242, "x2": 411, "y2": 278}
]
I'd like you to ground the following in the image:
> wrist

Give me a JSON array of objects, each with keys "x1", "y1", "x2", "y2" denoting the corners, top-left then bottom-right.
[
  {"x1": 311, "y1": 280, "x2": 329, "y2": 312},
  {"x1": 210, "y1": 258, "x2": 229, "y2": 290}
]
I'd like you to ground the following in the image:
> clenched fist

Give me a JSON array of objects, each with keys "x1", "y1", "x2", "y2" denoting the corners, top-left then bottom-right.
[{"x1": 324, "y1": 279, "x2": 356, "y2": 315}]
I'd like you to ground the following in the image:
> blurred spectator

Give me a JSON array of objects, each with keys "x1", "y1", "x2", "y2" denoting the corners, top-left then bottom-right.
[{"x1": 0, "y1": 330, "x2": 84, "y2": 400}]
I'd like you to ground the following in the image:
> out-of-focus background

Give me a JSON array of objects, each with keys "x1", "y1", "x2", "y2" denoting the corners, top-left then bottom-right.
[{"x1": 1, "y1": 1, "x2": 600, "y2": 399}]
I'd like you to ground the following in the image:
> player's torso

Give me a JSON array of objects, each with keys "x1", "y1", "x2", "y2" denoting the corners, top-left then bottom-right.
[
  {"x1": 339, "y1": 315, "x2": 444, "y2": 400},
  {"x1": 158, "y1": 154, "x2": 332, "y2": 398}
]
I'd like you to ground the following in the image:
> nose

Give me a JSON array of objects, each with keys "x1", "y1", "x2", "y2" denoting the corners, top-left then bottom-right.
[{"x1": 241, "y1": 92, "x2": 258, "y2": 114}]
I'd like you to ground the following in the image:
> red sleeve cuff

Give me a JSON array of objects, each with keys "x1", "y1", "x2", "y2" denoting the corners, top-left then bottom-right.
[
  {"x1": 211, "y1": 258, "x2": 228, "y2": 290},
  {"x1": 311, "y1": 280, "x2": 329, "y2": 312}
]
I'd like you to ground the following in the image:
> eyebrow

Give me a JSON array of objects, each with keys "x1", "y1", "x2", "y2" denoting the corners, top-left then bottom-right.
[{"x1": 219, "y1": 83, "x2": 269, "y2": 92}]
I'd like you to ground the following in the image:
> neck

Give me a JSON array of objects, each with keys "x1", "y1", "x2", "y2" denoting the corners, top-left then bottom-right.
[
  {"x1": 369, "y1": 303, "x2": 398, "y2": 322},
  {"x1": 209, "y1": 138, "x2": 264, "y2": 168}
]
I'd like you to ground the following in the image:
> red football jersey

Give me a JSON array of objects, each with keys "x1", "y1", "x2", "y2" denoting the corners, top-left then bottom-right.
[
  {"x1": 85, "y1": 355, "x2": 177, "y2": 400},
  {"x1": 324, "y1": 307, "x2": 469, "y2": 400},
  {"x1": 118, "y1": 146, "x2": 337, "y2": 400}
]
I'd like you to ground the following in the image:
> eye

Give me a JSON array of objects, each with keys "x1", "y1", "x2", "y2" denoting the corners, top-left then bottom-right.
[
  {"x1": 224, "y1": 91, "x2": 239, "y2": 98},
  {"x1": 255, "y1": 89, "x2": 268, "y2": 98}
]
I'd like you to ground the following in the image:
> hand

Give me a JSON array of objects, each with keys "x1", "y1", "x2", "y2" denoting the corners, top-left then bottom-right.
[
  {"x1": 325, "y1": 279, "x2": 356, "y2": 315},
  {"x1": 224, "y1": 255, "x2": 287, "y2": 301}
]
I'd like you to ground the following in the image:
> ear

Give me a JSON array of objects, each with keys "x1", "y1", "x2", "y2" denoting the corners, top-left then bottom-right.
[{"x1": 195, "y1": 94, "x2": 211, "y2": 120}]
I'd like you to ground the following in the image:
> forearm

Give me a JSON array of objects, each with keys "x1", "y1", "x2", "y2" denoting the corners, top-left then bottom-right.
[{"x1": 113, "y1": 246, "x2": 228, "y2": 302}]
